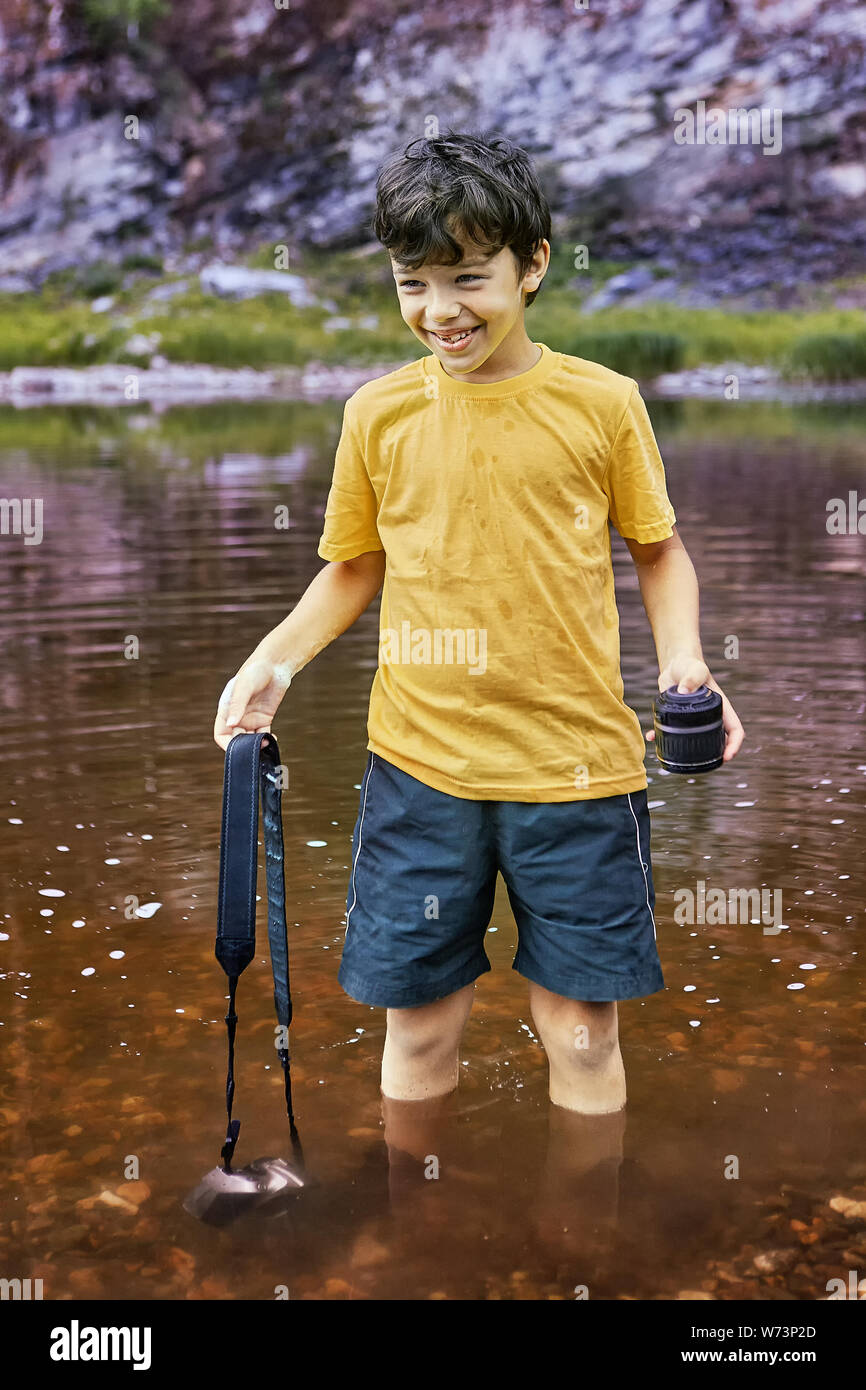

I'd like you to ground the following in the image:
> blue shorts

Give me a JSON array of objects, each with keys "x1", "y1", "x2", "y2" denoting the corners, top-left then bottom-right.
[{"x1": 338, "y1": 752, "x2": 664, "y2": 1008}]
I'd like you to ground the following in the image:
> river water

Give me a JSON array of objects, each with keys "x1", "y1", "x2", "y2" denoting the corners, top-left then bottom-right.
[{"x1": 1, "y1": 395, "x2": 864, "y2": 1301}]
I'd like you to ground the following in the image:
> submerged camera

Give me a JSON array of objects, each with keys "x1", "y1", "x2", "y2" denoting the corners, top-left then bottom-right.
[
  {"x1": 183, "y1": 1156, "x2": 305, "y2": 1227},
  {"x1": 651, "y1": 684, "x2": 724, "y2": 774}
]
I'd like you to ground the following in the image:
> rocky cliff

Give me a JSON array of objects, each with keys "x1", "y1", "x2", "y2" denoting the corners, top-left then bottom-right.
[{"x1": 1, "y1": 0, "x2": 865, "y2": 301}]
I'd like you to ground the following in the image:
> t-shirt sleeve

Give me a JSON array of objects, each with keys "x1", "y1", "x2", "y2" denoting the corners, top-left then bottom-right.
[
  {"x1": 317, "y1": 395, "x2": 384, "y2": 562},
  {"x1": 602, "y1": 381, "x2": 677, "y2": 542}
]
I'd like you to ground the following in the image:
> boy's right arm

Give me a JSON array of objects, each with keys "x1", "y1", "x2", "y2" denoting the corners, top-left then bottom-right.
[{"x1": 213, "y1": 550, "x2": 385, "y2": 750}]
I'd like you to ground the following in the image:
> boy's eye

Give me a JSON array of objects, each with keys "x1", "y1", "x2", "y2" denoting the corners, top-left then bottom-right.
[{"x1": 399, "y1": 275, "x2": 482, "y2": 288}]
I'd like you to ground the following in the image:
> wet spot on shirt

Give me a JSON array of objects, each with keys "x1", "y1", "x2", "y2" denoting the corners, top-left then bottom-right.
[{"x1": 498, "y1": 599, "x2": 513, "y2": 620}]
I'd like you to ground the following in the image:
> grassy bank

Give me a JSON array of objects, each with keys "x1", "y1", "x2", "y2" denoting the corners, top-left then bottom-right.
[{"x1": 2, "y1": 243, "x2": 866, "y2": 380}]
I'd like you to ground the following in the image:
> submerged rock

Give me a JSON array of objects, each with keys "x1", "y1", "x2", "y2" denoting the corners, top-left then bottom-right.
[
  {"x1": 752, "y1": 1247, "x2": 799, "y2": 1274},
  {"x1": 828, "y1": 1195, "x2": 866, "y2": 1220}
]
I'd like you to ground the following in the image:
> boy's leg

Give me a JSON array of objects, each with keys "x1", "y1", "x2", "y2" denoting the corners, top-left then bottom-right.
[
  {"x1": 379, "y1": 984, "x2": 475, "y2": 1216},
  {"x1": 527, "y1": 981, "x2": 626, "y2": 1114},
  {"x1": 381, "y1": 981, "x2": 476, "y2": 1101},
  {"x1": 380, "y1": 1088, "x2": 459, "y2": 1213},
  {"x1": 532, "y1": 1083, "x2": 627, "y2": 1266},
  {"x1": 495, "y1": 787, "x2": 663, "y2": 1112}
]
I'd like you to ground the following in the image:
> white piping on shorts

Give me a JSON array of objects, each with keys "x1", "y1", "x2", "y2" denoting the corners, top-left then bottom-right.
[
  {"x1": 345, "y1": 754, "x2": 375, "y2": 940},
  {"x1": 627, "y1": 791, "x2": 657, "y2": 941}
]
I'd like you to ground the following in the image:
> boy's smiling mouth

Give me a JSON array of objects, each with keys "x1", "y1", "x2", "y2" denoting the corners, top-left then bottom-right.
[{"x1": 428, "y1": 325, "x2": 482, "y2": 351}]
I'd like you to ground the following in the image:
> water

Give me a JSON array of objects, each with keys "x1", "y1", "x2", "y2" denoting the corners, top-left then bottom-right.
[{"x1": 0, "y1": 396, "x2": 864, "y2": 1300}]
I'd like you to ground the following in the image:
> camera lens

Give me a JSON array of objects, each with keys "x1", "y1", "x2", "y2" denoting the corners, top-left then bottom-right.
[{"x1": 651, "y1": 685, "x2": 724, "y2": 774}]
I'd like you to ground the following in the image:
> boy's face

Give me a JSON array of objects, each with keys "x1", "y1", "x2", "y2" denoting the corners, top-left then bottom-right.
[{"x1": 390, "y1": 236, "x2": 549, "y2": 375}]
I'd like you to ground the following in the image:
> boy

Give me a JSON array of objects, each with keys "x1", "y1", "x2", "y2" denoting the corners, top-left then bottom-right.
[{"x1": 214, "y1": 130, "x2": 743, "y2": 1121}]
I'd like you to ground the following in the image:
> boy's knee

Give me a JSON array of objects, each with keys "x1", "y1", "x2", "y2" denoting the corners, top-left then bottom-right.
[
  {"x1": 538, "y1": 1004, "x2": 620, "y2": 1070},
  {"x1": 386, "y1": 988, "x2": 472, "y2": 1059},
  {"x1": 386, "y1": 1015, "x2": 461, "y2": 1062},
  {"x1": 567, "y1": 1027, "x2": 620, "y2": 1070}
]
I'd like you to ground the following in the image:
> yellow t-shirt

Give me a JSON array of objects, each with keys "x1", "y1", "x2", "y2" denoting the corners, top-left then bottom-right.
[{"x1": 317, "y1": 341, "x2": 676, "y2": 801}]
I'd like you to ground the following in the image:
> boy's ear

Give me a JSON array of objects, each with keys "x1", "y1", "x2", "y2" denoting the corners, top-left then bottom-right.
[{"x1": 518, "y1": 243, "x2": 549, "y2": 297}]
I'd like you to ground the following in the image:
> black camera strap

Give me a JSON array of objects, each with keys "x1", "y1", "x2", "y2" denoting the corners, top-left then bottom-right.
[{"x1": 214, "y1": 730, "x2": 300, "y2": 1171}]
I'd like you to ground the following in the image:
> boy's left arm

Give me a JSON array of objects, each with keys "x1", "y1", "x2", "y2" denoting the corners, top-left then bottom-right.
[{"x1": 624, "y1": 527, "x2": 744, "y2": 764}]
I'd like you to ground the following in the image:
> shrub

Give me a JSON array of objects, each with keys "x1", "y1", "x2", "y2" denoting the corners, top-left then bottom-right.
[
  {"x1": 80, "y1": 0, "x2": 169, "y2": 42},
  {"x1": 120, "y1": 252, "x2": 164, "y2": 275},
  {"x1": 781, "y1": 331, "x2": 866, "y2": 381},
  {"x1": 76, "y1": 262, "x2": 124, "y2": 299},
  {"x1": 559, "y1": 330, "x2": 686, "y2": 377}
]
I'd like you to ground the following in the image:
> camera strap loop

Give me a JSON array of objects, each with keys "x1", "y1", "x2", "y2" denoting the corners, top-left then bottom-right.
[{"x1": 215, "y1": 731, "x2": 300, "y2": 1171}]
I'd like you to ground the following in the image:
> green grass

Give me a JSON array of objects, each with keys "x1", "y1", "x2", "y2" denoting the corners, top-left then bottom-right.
[
  {"x1": 0, "y1": 301, "x2": 127, "y2": 370},
  {"x1": 2, "y1": 246, "x2": 866, "y2": 380},
  {"x1": 557, "y1": 329, "x2": 685, "y2": 376},
  {"x1": 780, "y1": 330, "x2": 866, "y2": 381}
]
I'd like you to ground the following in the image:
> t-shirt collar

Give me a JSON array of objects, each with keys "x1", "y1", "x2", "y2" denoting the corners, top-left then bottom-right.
[{"x1": 422, "y1": 341, "x2": 559, "y2": 398}]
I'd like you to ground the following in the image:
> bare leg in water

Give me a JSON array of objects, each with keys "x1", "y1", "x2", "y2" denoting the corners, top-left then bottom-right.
[
  {"x1": 379, "y1": 983, "x2": 475, "y2": 1209},
  {"x1": 377, "y1": 977, "x2": 625, "y2": 1272},
  {"x1": 527, "y1": 982, "x2": 627, "y2": 1270}
]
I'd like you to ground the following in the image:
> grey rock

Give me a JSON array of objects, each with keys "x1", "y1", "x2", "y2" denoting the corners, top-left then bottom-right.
[
  {"x1": 145, "y1": 279, "x2": 190, "y2": 302},
  {"x1": 581, "y1": 267, "x2": 657, "y2": 312},
  {"x1": 811, "y1": 163, "x2": 866, "y2": 201},
  {"x1": 0, "y1": 360, "x2": 411, "y2": 405},
  {"x1": 0, "y1": 115, "x2": 157, "y2": 253},
  {"x1": 199, "y1": 263, "x2": 319, "y2": 306},
  {"x1": 0, "y1": 275, "x2": 32, "y2": 294},
  {"x1": 122, "y1": 332, "x2": 162, "y2": 357}
]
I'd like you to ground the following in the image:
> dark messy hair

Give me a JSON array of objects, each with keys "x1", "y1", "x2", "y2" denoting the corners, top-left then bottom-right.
[{"x1": 372, "y1": 129, "x2": 551, "y2": 307}]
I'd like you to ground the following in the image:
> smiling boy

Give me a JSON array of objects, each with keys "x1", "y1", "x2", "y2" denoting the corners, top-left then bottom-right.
[{"x1": 214, "y1": 130, "x2": 743, "y2": 1117}]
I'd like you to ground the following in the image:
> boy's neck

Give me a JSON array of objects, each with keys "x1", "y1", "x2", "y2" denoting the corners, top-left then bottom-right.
[{"x1": 437, "y1": 326, "x2": 542, "y2": 384}]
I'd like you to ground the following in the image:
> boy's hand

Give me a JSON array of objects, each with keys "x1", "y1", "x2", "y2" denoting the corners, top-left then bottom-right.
[
  {"x1": 213, "y1": 656, "x2": 293, "y2": 752},
  {"x1": 644, "y1": 654, "x2": 744, "y2": 764}
]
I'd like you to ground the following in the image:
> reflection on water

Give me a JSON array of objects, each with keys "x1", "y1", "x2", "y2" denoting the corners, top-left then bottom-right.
[{"x1": 0, "y1": 396, "x2": 864, "y2": 1300}]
